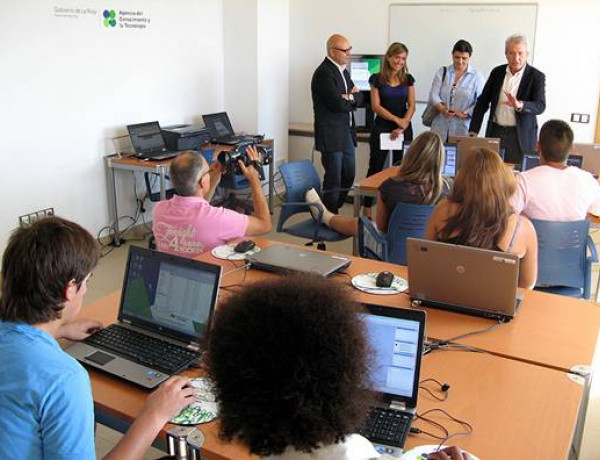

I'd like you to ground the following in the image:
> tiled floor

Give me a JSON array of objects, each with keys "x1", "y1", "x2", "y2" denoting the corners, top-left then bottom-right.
[{"x1": 89, "y1": 206, "x2": 600, "y2": 459}]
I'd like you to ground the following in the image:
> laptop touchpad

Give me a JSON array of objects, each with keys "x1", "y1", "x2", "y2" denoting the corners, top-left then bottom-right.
[{"x1": 86, "y1": 351, "x2": 116, "y2": 366}]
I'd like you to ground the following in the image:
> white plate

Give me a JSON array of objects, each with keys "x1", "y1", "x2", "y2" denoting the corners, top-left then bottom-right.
[
  {"x1": 211, "y1": 243, "x2": 260, "y2": 261},
  {"x1": 169, "y1": 378, "x2": 219, "y2": 425},
  {"x1": 351, "y1": 273, "x2": 408, "y2": 295},
  {"x1": 402, "y1": 445, "x2": 479, "y2": 460}
]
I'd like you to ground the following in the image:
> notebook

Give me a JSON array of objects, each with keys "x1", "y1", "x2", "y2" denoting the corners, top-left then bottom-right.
[
  {"x1": 448, "y1": 135, "x2": 501, "y2": 170},
  {"x1": 246, "y1": 245, "x2": 351, "y2": 278},
  {"x1": 202, "y1": 112, "x2": 249, "y2": 145},
  {"x1": 521, "y1": 153, "x2": 584, "y2": 172},
  {"x1": 359, "y1": 304, "x2": 426, "y2": 457},
  {"x1": 66, "y1": 246, "x2": 222, "y2": 389},
  {"x1": 407, "y1": 238, "x2": 522, "y2": 321},
  {"x1": 127, "y1": 121, "x2": 179, "y2": 161},
  {"x1": 403, "y1": 142, "x2": 458, "y2": 178}
]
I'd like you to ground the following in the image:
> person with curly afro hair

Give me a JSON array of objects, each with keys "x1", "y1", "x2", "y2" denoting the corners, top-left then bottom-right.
[{"x1": 207, "y1": 274, "x2": 380, "y2": 459}]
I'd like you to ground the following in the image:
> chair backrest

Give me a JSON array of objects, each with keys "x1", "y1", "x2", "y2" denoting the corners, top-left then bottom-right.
[
  {"x1": 144, "y1": 173, "x2": 176, "y2": 202},
  {"x1": 530, "y1": 219, "x2": 590, "y2": 290},
  {"x1": 278, "y1": 160, "x2": 322, "y2": 226},
  {"x1": 386, "y1": 203, "x2": 435, "y2": 265}
]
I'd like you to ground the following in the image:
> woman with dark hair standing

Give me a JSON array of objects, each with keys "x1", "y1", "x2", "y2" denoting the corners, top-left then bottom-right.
[
  {"x1": 426, "y1": 148, "x2": 537, "y2": 289},
  {"x1": 363, "y1": 42, "x2": 415, "y2": 215},
  {"x1": 428, "y1": 39, "x2": 484, "y2": 140}
]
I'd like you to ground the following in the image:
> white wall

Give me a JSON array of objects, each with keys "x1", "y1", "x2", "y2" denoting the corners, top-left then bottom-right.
[
  {"x1": 289, "y1": 0, "x2": 600, "y2": 143},
  {"x1": 0, "y1": 0, "x2": 225, "y2": 252},
  {"x1": 223, "y1": 0, "x2": 289, "y2": 164}
]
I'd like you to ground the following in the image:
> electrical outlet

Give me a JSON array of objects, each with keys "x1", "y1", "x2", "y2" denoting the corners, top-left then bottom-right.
[
  {"x1": 18, "y1": 208, "x2": 55, "y2": 228},
  {"x1": 581, "y1": 114, "x2": 590, "y2": 124},
  {"x1": 571, "y1": 113, "x2": 581, "y2": 123}
]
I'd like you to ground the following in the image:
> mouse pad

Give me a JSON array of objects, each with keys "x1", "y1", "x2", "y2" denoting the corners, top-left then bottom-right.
[
  {"x1": 402, "y1": 445, "x2": 480, "y2": 460},
  {"x1": 352, "y1": 273, "x2": 408, "y2": 295},
  {"x1": 169, "y1": 378, "x2": 219, "y2": 425},
  {"x1": 211, "y1": 243, "x2": 261, "y2": 261}
]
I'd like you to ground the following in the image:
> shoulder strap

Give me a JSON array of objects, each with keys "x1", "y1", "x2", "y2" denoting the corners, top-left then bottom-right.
[
  {"x1": 506, "y1": 215, "x2": 521, "y2": 252},
  {"x1": 442, "y1": 66, "x2": 447, "y2": 83}
]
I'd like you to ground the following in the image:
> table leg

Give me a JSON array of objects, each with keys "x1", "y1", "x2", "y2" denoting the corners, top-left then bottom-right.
[
  {"x1": 107, "y1": 163, "x2": 122, "y2": 246},
  {"x1": 353, "y1": 187, "x2": 362, "y2": 255},
  {"x1": 159, "y1": 166, "x2": 167, "y2": 201},
  {"x1": 269, "y1": 159, "x2": 274, "y2": 213}
]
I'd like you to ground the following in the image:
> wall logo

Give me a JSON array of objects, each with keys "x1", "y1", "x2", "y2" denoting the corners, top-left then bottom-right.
[{"x1": 103, "y1": 10, "x2": 116, "y2": 27}]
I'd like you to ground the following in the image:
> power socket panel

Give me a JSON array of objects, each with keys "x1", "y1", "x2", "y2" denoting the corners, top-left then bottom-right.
[{"x1": 19, "y1": 207, "x2": 55, "y2": 228}]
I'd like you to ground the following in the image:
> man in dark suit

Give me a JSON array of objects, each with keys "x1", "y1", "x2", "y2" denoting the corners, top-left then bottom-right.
[
  {"x1": 311, "y1": 34, "x2": 363, "y2": 213},
  {"x1": 469, "y1": 34, "x2": 545, "y2": 166}
]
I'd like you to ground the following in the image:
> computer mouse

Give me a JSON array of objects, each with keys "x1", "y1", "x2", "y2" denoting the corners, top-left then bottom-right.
[
  {"x1": 233, "y1": 240, "x2": 256, "y2": 253},
  {"x1": 375, "y1": 271, "x2": 395, "y2": 288}
]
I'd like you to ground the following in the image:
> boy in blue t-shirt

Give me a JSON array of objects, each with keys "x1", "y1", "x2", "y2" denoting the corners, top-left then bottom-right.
[{"x1": 0, "y1": 217, "x2": 195, "y2": 459}]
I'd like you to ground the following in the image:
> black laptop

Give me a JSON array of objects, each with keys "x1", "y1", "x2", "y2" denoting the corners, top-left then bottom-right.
[
  {"x1": 66, "y1": 246, "x2": 222, "y2": 389},
  {"x1": 202, "y1": 112, "x2": 250, "y2": 145},
  {"x1": 521, "y1": 153, "x2": 584, "y2": 172},
  {"x1": 359, "y1": 304, "x2": 426, "y2": 457},
  {"x1": 127, "y1": 121, "x2": 179, "y2": 160}
]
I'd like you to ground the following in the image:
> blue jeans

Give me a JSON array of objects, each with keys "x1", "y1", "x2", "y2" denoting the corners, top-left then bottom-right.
[{"x1": 320, "y1": 133, "x2": 355, "y2": 213}]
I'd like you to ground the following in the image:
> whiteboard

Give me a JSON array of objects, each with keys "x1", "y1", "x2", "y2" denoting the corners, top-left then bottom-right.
[{"x1": 389, "y1": 3, "x2": 538, "y2": 101}]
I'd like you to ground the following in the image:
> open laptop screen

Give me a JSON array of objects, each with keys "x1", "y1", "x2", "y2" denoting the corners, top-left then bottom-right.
[
  {"x1": 120, "y1": 247, "x2": 221, "y2": 342},
  {"x1": 127, "y1": 121, "x2": 166, "y2": 154},
  {"x1": 202, "y1": 112, "x2": 234, "y2": 138},
  {"x1": 361, "y1": 305, "x2": 424, "y2": 405}
]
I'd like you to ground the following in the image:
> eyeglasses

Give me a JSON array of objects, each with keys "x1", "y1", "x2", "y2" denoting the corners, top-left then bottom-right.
[{"x1": 334, "y1": 46, "x2": 352, "y2": 54}]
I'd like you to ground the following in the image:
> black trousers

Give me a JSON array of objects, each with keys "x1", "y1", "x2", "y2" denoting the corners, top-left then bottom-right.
[
  {"x1": 363, "y1": 124, "x2": 413, "y2": 207},
  {"x1": 490, "y1": 123, "x2": 522, "y2": 166}
]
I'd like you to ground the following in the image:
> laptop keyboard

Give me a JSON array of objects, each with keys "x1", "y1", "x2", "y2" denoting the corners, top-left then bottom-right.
[
  {"x1": 359, "y1": 407, "x2": 412, "y2": 447},
  {"x1": 85, "y1": 324, "x2": 199, "y2": 374}
]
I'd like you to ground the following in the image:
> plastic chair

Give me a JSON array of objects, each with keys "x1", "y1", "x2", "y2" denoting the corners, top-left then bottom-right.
[
  {"x1": 277, "y1": 160, "x2": 349, "y2": 248},
  {"x1": 531, "y1": 219, "x2": 598, "y2": 300},
  {"x1": 358, "y1": 203, "x2": 435, "y2": 265}
]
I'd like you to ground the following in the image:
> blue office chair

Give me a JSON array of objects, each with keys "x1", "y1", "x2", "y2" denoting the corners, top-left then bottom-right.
[
  {"x1": 358, "y1": 202, "x2": 435, "y2": 265},
  {"x1": 531, "y1": 219, "x2": 598, "y2": 300},
  {"x1": 277, "y1": 160, "x2": 349, "y2": 248}
]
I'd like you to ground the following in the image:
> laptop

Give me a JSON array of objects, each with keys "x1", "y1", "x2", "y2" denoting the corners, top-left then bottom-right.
[
  {"x1": 521, "y1": 153, "x2": 584, "y2": 172},
  {"x1": 127, "y1": 121, "x2": 179, "y2": 161},
  {"x1": 571, "y1": 143, "x2": 600, "y2": 177},
  {"x1": 407, "y1": 238, "x2": 523, "y2": 321},
  {"x1": 359, "y1": 304, "x2": 426, "y2": 457},
  {"x1": 448, "y1": 136, "x2": 501, "y2": 169},
  {"x1": 246, "y1": 245, "x2": 351, "y2": 278},
  {"x1": 403, "y1": 142, "x2": 458, "y2": 178},
  {"x1": 202, "y1": 112, "x2": 249, "y2": 145},
  {"x1": 66, "y1": 246, "x2": 222, "y2": 389}
]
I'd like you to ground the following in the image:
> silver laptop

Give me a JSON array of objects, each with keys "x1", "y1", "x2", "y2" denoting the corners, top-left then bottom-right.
[
  {"x1": 448, "y1": 135, "x2": 501, "y2": 169},
  {"x1": 67, "y1": 246, "x2": 222, "y2": 389},
  {"x1": 247, "y1": 245, "x2": 351, "y2": 277},
  {"x1": 407, "y1": 238, "x2": 522, "y2": 321},
  {"x1": 571, "y1": 143, "x2": 600, "y2": 177},
  {"x1": 359, "y1": 304, "x2": 426, "y2": 457}
]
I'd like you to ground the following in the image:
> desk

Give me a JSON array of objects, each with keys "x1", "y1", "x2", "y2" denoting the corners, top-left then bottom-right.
[
  {"x1": 106, "y1": 142, "x2": 275, "y2": 245},
  {"x1": 80, "y1": 238, "x2": 598, "y2": 458},
  {"x1": 289, "y1": 122, "x2": 371, "y2": 143}
]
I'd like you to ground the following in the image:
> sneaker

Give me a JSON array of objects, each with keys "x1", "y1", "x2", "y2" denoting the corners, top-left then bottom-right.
[{"x1": 304, "y1": 187, "x2": 324, "y2": 222}]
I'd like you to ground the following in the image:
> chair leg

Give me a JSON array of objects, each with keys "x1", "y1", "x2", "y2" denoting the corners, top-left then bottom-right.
[{"x1": 317, "y1": 242, "x2": 326, "y2": 251}]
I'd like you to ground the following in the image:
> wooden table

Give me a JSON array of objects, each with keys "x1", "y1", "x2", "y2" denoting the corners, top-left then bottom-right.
[{"x1": 79, "y1": 238, "x2": 598, "y2": 458}]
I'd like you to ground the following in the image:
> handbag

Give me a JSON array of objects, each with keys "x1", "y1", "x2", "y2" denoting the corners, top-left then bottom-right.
[{"x1": 422, "y1": 66, "x2": 447, "y2": 127}]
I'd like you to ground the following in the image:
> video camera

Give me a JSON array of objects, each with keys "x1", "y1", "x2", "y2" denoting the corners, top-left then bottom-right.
[{"x1": 217, "y1": 140, "x2": 273, "y2": 180}]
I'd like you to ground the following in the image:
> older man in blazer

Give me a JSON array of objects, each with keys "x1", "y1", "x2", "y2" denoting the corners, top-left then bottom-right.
[
  {"x1": 311, "y1": 34, "x2": 363, "y2": 213},
  {"x1": 469, "y1": 34, "x2": 546, "y2": 166}
]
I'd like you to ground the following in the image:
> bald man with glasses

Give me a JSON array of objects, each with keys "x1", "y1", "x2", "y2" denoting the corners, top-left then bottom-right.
[
  {"x1": 152, "y1": 147, "x2": 271, "y2": 258},
  {"x1": 311, "y1": 34, "x2": 363, "y2": 214}
]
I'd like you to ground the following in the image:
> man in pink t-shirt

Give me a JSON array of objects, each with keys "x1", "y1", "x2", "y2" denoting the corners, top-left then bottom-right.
[
  {"x1": 511, "y1": 119, "x2": 600, "y2": 221},
  {"x1": 153, "y1": 147, "x2": 272, "y2": 258}
]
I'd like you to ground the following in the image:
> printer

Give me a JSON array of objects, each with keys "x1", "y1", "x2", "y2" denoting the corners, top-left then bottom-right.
[{"x1": 161, "y1": 124, "x2": 212, "y2": 151}]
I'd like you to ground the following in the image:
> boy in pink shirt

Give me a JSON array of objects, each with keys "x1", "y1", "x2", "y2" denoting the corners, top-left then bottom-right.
[
  {"x1": 153, "y1": 147, "x2": 271, "y2": 258},
  {"x1": 511, "y1": 119, "x2": 600, "y2": 221}
]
